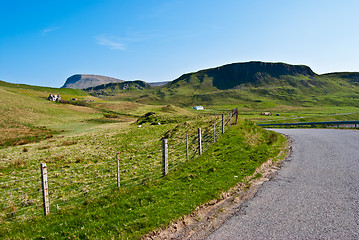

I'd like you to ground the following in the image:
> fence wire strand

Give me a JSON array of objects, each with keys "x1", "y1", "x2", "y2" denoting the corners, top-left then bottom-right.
[{"x1": 1, "y1": 112, "x2": 234, "y2": 223}]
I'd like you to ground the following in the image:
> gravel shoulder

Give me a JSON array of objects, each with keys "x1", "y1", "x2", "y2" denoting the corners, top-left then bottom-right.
[{"x1": 206, "y1": 129, "x2": 359, "y2": 240}]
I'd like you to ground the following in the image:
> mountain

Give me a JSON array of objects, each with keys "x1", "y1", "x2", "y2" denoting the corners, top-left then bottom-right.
[
  {"x1": 168, "y1": 61, "x2": 316, "y2": 90},
  {"x1": 156, "y1": 61, "x2": 359, "y2": 107},
  {"x1": 78, "y1": 61, "x2": 359, "y2": 108},
  {"x1": 84, "y1": 80, "x2": 151, "y2": 97},
  {"x1": 62, "y1": 74, "x2": 124, "y2": 89}
]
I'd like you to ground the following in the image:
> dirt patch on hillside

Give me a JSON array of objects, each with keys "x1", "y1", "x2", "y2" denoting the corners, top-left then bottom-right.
[
  {"x1": 0, "y1": 125, "x2": 54, "y2": 147},
  {"x1": 143, "y1": 137, "x2": 292, "y2": 240}
]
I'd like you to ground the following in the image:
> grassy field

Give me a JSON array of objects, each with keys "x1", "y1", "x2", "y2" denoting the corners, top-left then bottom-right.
[
  {"x1": 0, "y1": 80, "x2": 89, "y2": 99},
  {"x1": 0, "y1": 81, "x2": 195, "y2": 146},
  {"x1": 0, "y1": 119, "x2": 286, "y2": 239},
  {"x1": 0, "y1": 77, "x2": 357, "y2": 239},
  {"x1": 0, "y1": 86, "x2": 102, "y2": 146}
]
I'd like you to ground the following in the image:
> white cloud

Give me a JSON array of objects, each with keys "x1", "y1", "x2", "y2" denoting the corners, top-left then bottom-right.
[
  {"x1": 42, "y1": 27, "x2": 60, "y2": 35},
  {"x1": 95, "y1": 36, "x2": 126, "y2": 50}
]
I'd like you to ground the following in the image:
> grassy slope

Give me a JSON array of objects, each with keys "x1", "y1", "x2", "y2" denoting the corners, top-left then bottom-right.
[
  {"x1": 0, "y1": 85, "x2": 103, "y2": 146},
  {"x1": 0, "y1": 80, "x2": 89, "y2": 99},
  {"x1": 0, "y1": 81, "x2": 195, "y2": 146},
  {"x1": 90, "y1": 73, "x2": 359, "y2": 112},
  {"x1": 169, "y1": 74, "x2": 359, "y2": 108},
  {"x1": 77, "y1": 71, "x2": 359, "y2": 128},
  {"x1": 0, "y1": 120, "x2": 286, "y2": 239},
  {"x1": 0, "y1": 80, "x2": 99, "y2": 125}
]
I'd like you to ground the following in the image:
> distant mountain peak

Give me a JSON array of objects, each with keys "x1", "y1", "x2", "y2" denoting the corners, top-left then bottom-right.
[{"x1": 61, "y1": 74, "x2": 124, "y2": 89}]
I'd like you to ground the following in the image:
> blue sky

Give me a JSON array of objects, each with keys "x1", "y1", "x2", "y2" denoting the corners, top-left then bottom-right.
[{"x1": 1, "y1": 0, "x2": 359, "y2": 87}]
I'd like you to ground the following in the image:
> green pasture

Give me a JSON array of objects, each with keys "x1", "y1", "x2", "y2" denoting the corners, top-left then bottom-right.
[
  {"x1": 0, "y1": 75, "x2": 358, "y2": 239},
  {"x1": 0, "y1": 120, "x2": 286, "y2": 239}
]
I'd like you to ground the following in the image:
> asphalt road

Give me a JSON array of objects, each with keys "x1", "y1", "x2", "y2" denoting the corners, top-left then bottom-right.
[{"x1": 206, "y1": 129, "x2": 359, "y2": 240}]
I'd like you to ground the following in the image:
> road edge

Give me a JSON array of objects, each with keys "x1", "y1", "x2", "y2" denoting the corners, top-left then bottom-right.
[{"x1": 143, "y1": 134, "x2": 292, "y2": 240}]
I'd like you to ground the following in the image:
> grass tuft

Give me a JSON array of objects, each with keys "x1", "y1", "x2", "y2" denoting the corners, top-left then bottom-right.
[
  {"x1": 59, "y1": 140, "x2": 77, "y2": 146},
  {"x1": 9, "y1": 159, "x2": 26, "y2": 168}
]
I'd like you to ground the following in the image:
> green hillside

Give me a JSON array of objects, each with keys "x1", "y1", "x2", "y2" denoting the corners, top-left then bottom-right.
[
  {"x1": 0, "y1": 81, "x2": 103, "y2": 146},
  {"x1": 84, "y1": 62, "x2": 359, "y2": 110},
  {"x1": 0, "y1": 80, "x2": 200, "y2": 147},
  {"x1": 0, "y1": 80, "x2": 89, "y2": 99},
  {"x1": 84, "y1": 80, "x2": 152, "y2": 97}
]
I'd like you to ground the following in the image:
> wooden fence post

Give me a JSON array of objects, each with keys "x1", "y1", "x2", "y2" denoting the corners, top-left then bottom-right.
[
  {"x1": 235, "y1": 107, "x2": 238, "y2": 125},
  {"x1": 116, "y1": 152, "x2": 120, "y2": 188},
  {"x1": 213, "y1": 123, "x2": 216, "y2": 143},
  {"x1": 222, "y1": 114, "x2": 225, "y2": 134},
  {"x1": 40, "y1": 163, "x2": 50, "y2": 216},
  {"x1": 198, "y1": 128, "x2": 202, "y2": 155},
  {"x1": 186, "y1": 134, "x2": 189, "y2": 161},
  {"x1": 162, "y1": 139, "x2": 168, "y2": 176}
]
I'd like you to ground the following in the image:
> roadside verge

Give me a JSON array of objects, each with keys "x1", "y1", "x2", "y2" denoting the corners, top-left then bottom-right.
[{"x1": 143, "y1": 129, "x2": 291, "y2": 239}]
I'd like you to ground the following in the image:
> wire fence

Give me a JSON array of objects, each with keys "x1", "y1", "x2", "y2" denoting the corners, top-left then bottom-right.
[{"x1": 1, "y1": 110, "x2": 239, "y2": 223}]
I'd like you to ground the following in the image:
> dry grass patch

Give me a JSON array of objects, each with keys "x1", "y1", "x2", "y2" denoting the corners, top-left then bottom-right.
[
  {"x1": 37, "y1": 145, "x2": 50, "y2": 150},
  {"x1": 9, "y1": 159, "x2": 26, "y2": 168},
  {"x1": 59, "y1": 140, "x2": 77, "y2": 147},
  {"x1": 0, "y1": 125, "x2": 54, "y2": 147}
]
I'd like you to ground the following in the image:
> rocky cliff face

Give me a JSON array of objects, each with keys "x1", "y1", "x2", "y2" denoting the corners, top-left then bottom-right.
[
  {"x1": 61, "y1": 74, "x2": 124, "y2": 89},
  {"x1": 171, "y1": 61, "x2": 317, "y2": 90}
]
